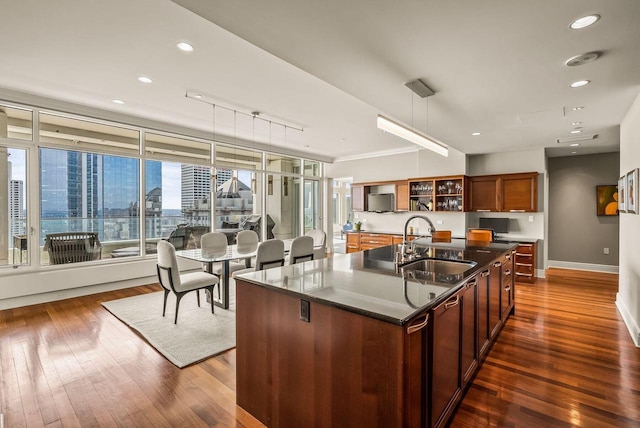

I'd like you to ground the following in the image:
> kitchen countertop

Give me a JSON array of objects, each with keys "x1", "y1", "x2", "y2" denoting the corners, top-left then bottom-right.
[
  {"x1": 236, "y1": 238, "x2": 517, "y2": 325},
  {"x1": 346, "y1": 229, "x2": 539, "y2": 244}
]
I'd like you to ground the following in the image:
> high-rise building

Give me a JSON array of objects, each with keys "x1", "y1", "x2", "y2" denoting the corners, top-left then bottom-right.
[
  {"x1": 8, "y1": 159, "x2": 25, "y2": 238},
  {"x1": 181, "y1": 165, "x2": 210, "y2": 213},
  {"x1": 39, "y1": 148, "x2": 162, "y2": 242}
]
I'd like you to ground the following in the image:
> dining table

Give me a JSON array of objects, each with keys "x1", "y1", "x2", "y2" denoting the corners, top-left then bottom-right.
[{"x1": 176, "y1": 244, "x2": 257, "y2": 309}]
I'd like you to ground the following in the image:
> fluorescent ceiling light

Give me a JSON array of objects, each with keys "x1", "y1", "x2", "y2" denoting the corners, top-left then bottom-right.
[
  {"x1": 176, "y1": 42, "x2": 194, "y2": 52},
  {"x1": 138, "y1": 76, "x2": 152, "y2": 83},
  {"x1": 571, "y1": 121, "x2": 582, "y2": 126},
  {"x1": 570, "y1": 130, "x2": 582, "y2": 134},
  {"x1": 570, "y1": 80, "x2": 590, "y2": 88},
  {"x1": 377, "y1": 114, "x2": 448, "y2": 157},
  {"x1": 472, "y1": 132, "x2": 481, "y2": 136},
  {"x1": 570, "y1": 143, "x2": 580, "y2": 147},
  {"x1": 572, "y1": 106, "x2": 584, "y2": 111},
  {"x1": 570, "y1": 15, "x2": 600, "y2": 29}
]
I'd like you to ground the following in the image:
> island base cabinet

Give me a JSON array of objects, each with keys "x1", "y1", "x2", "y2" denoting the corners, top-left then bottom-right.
[
  {"x1": 460, "y1": 276, "x2": 478, "y2": 387},
  {"x1": 430, "y1": 291, "x2": 462, "y2": 428},
  {"x1": 477, "y1": 270, "x2": 491, "y2": 361},
  {"x1": 236, "y1": 279, "x2": 430, "y2": 428}
]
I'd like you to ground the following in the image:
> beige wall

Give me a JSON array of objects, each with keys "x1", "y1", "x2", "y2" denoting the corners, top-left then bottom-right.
[{"x1": 617, "y1": 91, "x2": 640, "y2": 346}]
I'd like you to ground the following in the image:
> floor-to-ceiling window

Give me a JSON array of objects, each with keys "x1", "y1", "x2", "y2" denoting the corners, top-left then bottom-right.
[
  {"x1": 0, "y1": 100, "x2": 326, "y2": 273},
  {"x1": 1, "y1": 105, "x2": 32, "y2": 267},
  {"x1": 266, "y1": 152, "x2": 301, "y2": 240},
  {"x1": 38, "y1": 113, "x2": 141, "y2": 264}
]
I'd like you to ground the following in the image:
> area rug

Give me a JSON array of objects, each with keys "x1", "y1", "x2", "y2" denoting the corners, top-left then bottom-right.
[{"x1": 102, "y1": 289, "x2": 235, "y2": 368}]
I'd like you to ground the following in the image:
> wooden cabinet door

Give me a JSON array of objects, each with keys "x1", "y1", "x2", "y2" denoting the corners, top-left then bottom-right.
[
  {"x1": 345, "y1": 232, "x2": 360, "y2": 253},
  {"x1": 489, "y1": 260, "x2": 502, "y2": 340},
  {"x1": 351, "y1": 184, "x2": 366, "y2": 211},
  {"x1": 501, "y1": 172, "x2": 538, "y2": 212},
  {"x1": 460, "y1": 276, "x2": 478, "y2": 387},
  {"x1": 403, "y1": 311, "x2": 430, "y2": 427},
  {"x1": 431, "y1": 291, "x2": 462, "y2": 428},
  {"x1": 501, "y1": 253, "x2": 513, "y2": 320},
  {"x1": 468, "y1": 176, "x2": 500, "y2": 212},
  {"x1": 395, "y1": 182, "x2": 409, "y2": 211},
  {"x1": 477, "y1": 270, "x2": 491, "y2": 361}
]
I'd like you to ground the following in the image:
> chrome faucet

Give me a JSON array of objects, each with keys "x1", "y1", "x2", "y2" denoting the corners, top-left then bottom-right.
[
  {"x1": 403, "y1": 214, "x2": 436, "y2": 244},
  {"x1": 398, "y1": 215, "x2": 436, "y2": 265}
]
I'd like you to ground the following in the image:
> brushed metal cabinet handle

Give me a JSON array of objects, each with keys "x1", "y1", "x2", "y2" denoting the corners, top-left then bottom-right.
[{"x1": 406, "y1": 313, "x2": 429, "y2": 334}]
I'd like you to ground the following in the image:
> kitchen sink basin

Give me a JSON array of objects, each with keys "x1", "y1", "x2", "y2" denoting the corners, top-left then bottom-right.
[{"x1": 401, "y1": 258, "x2": 477, "y2": 275}]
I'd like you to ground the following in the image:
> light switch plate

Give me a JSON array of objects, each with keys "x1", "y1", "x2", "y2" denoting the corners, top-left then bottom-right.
[{"x1": 528, "y1": 215, "x2": 534, "y2": 222}]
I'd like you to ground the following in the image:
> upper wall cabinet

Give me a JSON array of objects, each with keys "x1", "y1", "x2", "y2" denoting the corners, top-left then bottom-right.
[
  {"x1": 351, "y1": 184, "x2": 367, "y2": 212},
  {"x1": 409, "y1": 175, "x2": 466, "y2": 212},
  {"x1": 468, "y1": 172, "x2": 538, "y2": 212},
  {"x1": 351, "y1": 181, "x2": 408, "y2": 212},
  {"x1": 467, "y1": 176, "x2": 499, "y2": 212}
]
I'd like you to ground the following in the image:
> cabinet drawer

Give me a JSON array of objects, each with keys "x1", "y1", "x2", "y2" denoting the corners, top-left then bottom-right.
[
  {"x1": 515, "y1": 263, "x2": 534, "y2": 275},
  {"x1": 359, "y1": 233, "x2": 393, "y2": 246},
  {"x1": 516, "y1": 244, "x2": 534, "y2": 254}
]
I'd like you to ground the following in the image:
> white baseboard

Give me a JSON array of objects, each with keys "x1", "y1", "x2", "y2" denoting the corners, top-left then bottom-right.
[
  {"x1": 547, "y1": 260, "x2": 619, "y2": 274},
  {"x1": 616, "y1": 293, "x2": 640, "y2": 347},
  {"x1": 536, "y1": 269, "x2": 545, "y2": 278},
  {"x1": 0, "y1": 275, "x2": 157, "y2": 310}
]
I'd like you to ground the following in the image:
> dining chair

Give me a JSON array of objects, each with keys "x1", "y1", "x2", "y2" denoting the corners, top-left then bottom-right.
[
  {"x1": 431, "y1": 230, "x2": 452, "y2": 242},
  {"x1": 233, "y1": 239, "x2": 285, "y2": 277},
  {"x1": 236, "y1": 229, "x2": 259, "y2": 268},
  {"x1": 156, "y1": 240, "x2": 219, "y2": 324},
  {"x1": 305, "y1": 229, "x2": 327, "y2": 260},
  {"x1": 466, "y1": 229, "x2": 493, "y2": 242},
  {"x1": 288, "y1": 235, "x2": 314, "y2": 265},
  {"x1": 201, "y1": 232, "x2": 245, "y2": 298}
]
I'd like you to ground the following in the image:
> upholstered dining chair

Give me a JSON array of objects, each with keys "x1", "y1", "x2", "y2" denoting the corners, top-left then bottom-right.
[
  {"x1": 288, "y1": 235, "x2": 315, "y2": 265},
  {"x1": 305, "y1": 229, "x2": 327, "y2": 260},
  {"x1": 236, "y1": 229, "x2": 259, "y2": 268},
  {"x1": 156, "y1": 240, "x2": 219, "y2": 324},
  {"x1": 201, "y1": 232, "x2": 245, "y2": 298},
  {"x1": 431, "y1": 230, "x2": 452, "y2": 242},
  {"x1": 233, "y1": 239, "x2": 285, "y2": 277}
]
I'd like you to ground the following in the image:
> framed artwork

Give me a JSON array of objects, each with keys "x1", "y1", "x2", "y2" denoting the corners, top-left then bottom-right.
[
  {"x1": 627, "y1": 168, "x2": 638, "y2": 214},
  {"x1": 618, "y1": 176, "x2": 626, "y2": 213},
  {"x1": 596, "y1": 185, "x2": 619, "y2": 216}
]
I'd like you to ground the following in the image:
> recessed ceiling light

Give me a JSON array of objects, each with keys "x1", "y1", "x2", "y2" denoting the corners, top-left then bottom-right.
[
  {"x1": 572, "y1": 106, "x2": 584, "y2": 111},
  {"x1": 570, "y1": 80, "x2": 590, "y2": 88},
  {"x1": 176, "y1": 42, "x2": 194, "y2": 52},
  {"x1": 570, "y1": 130, "x2": 583, "y2": 134},
  {"x1": 138, "y1": 76, "x2": 152, "y2": 84},
  {"x1": 571, "y1": 121, "x2": 582, "y2": 126},
  {"x1": 471, "y1": 132, "x2": 481, "y2": 136},
  {"x1": 570, "y1": 143, "x2": 580, "y2": 147},
  {"x1": 570, "y1": 14, "x2": 600, "y2": 30},
  {"x1": 193, "y1": 94, "x2": 203, "y2": 99},
  {"x1": 112, "y1": 99, "x2": 125, "y2": 104},
  {"x1": 571, "y1": 151, "x2": 578, "y2": 154}
]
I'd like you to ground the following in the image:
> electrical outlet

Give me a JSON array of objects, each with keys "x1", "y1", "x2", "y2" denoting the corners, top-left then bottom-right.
[
  {"x1": 528, "y1": 215, "x2": 534, "y2": 223},
  {"x1": 300, "y1": 300, "x2": 310, "y2": 322},
  {"x1": 354, "y1": 213, "x2": 359, "y2": 219},
  {"x1": 604, "y1": 248, "x2": 610, "y2": 255}
]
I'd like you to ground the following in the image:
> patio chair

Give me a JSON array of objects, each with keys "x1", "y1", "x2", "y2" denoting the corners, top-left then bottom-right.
[{"x1": 44, "y1": 232, "x2": 103, "y2": 265}]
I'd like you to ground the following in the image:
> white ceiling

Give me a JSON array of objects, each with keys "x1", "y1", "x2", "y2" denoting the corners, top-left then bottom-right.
[{"x1": 1, "y1": 0, "x2": 639, "y2": 162}]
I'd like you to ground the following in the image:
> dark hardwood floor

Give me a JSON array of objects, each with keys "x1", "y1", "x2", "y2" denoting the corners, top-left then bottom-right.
[{"x1": 1, "y1": 269, "x2": 638, "y2": 427}]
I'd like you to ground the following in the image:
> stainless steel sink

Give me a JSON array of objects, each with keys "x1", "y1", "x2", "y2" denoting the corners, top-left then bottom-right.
[{"x1": 401, "y1": 258, "x2": 477, "y2": 275}]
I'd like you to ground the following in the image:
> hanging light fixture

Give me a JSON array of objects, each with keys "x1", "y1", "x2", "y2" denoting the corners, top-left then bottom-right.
[
  {"x1": 283, "y1": 125, "x2": 288, "y2": 196},
  {"x1": 377, "y1": 79, "x2": 448, "y2": 157},
  {"x1": 251, "y1": 112, "x2": 257, "y2": 194},
  {"x1": 267, "y1": 119, "x2": 274, "y2": 195},
  {"x1": 377, "y1": 114, "x2": 448, "y2": 157}
]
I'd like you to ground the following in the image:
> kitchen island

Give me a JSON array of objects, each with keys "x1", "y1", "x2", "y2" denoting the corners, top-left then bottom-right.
[{"x1": 235, "y1": 239, "x2": 517, "y2": 428}]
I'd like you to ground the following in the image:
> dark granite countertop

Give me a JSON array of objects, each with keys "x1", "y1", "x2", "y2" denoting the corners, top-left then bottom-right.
[{"x1": 236, "y1": 238, "x2": 517, "y2": 326}]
